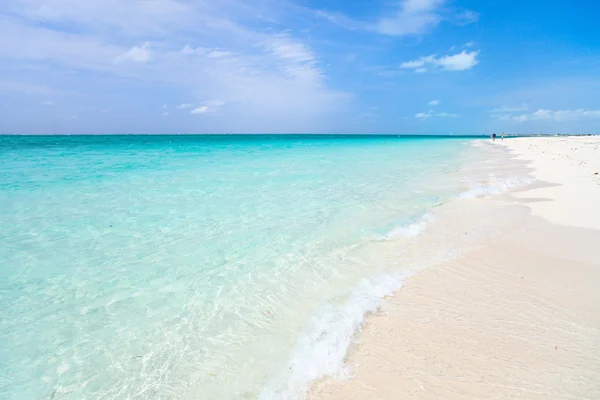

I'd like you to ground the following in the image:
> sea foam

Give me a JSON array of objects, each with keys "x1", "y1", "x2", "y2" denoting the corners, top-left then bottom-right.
[
  {"x1": 381, "y1": 214, "x2": 434, "y2": 240},
  {"x1": 259, "y1": 272, "x2": 410, "y2": 400},
  {"x1": 459, "y1": 174, "x2": 535, "y2": 199}
]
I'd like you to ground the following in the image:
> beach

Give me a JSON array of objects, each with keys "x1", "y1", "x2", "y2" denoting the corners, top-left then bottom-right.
[{"x1": 310, "y1": 136, "x2": 600, "y2": 400}]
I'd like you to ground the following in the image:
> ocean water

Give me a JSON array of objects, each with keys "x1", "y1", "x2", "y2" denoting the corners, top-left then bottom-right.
[{"x1": 1, "y1": 135, "x2": 477, "y2": 400}]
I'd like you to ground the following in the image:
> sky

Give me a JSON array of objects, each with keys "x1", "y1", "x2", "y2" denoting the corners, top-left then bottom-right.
[{"x1": 1, "y1": 0, "x2": 599, "y2": 134}]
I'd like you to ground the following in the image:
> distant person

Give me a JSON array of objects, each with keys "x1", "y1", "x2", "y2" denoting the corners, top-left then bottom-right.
[
  {"x1": 501, "y1": 132, "x2": 504, "y2": 141},
  {"x1": 492, "y1": 133, "x2": 496, "y2": 142}
]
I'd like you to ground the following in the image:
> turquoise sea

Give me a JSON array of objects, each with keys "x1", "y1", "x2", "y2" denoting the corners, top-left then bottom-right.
[{"x1": 1, "y1": 135, "x2": 477, "y2": 399}]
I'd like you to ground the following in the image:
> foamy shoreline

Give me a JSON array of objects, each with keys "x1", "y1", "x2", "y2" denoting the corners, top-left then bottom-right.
[{"x1": 310, "y1": 136, "x2": 600, "y2": 400}]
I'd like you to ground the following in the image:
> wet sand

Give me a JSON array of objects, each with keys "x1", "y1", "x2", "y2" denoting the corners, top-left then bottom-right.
[{"x1": 310, "y1": 136, "x2": 600, "y2": 400}]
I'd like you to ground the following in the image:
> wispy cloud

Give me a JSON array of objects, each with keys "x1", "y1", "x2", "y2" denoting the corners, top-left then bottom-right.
[
  {"x1": 504, "y1": 108, "x2": 600, "y2": 123},
  {"x1": 315, "y1": 0, "x2": 478, "y2": 37},
  {"x1": 191, "y1": 99, "x2": 226, "y2": 115},
  {"x1": 176, "y1": 103, "x2": 194, "y2": 109},
  {"x1": 436, "y1": 112, "x2": 458, "y2": 117},
  {"x1": 314, "y1": 10, "x2": 363, "y2": 31},
  {"x1": 0, "y1": 0, "x2": 350, "y2": 132},
  {"x1": 401, "y1": 58, "x2": 431, "y2": 69},
  {"x1": 455, "y1": 10, "x2": 480, "y2": 25},
  {"x1": 191, "y1": 106, "x2": 210, "y2": 114},
  {"x1": 179, "y1": 45, "x2": 235, "y2": 58},
  {"x1": 114, "y1": 43, "x2": 151, "y2": 63},
  {"x1": 416, "y1": 110, "x2": 458, "y2": 119},
  {"x1": 377, "y1": 0, "x2": 445, "y2": 36},
  {"x1": 358, "y1": 112, "x2": 376, "y2": 118},
  {"x1": 0, "y1": 80, "x2": 64, "y2": 95},
  {"x1": 0, "y1": 17, "x2": 122, "y2": 70},
  {"x1": 2, "y1": 0, "x2": 195, "y2": 35},
  {"x1": 428, "y1": 99, "x2": 440, "y2": 106},
  {"x1": 491, "y1": 104, "x2": 529, "y2": 113},
  {"x1": 401, "y1": 50, "x2": 480, "y2": 72}
]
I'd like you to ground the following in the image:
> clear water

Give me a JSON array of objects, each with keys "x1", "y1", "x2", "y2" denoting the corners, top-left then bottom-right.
[{"x1": 0, "y1": 135, "x2": 473, "y2": 399}]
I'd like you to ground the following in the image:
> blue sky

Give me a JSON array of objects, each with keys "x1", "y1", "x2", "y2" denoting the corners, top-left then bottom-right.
[{"x1": 1, "y1": 0, "x2": 599, "y2": 134}]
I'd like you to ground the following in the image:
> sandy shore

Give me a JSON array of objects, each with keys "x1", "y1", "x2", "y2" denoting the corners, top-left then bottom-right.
[
  {"x1": 505, "y1": 136, "x2": 600, "y2": 230},
  {"x1": 310, "y1": 136, "x2": 600, "y2": 400}
]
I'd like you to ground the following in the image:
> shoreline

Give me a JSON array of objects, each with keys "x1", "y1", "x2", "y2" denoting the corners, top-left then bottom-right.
[{"x1": 309, "y1": 136, "x2": 600, "y2": 400}]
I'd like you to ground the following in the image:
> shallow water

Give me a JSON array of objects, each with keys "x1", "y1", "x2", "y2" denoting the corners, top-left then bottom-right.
[{"x1": 1, "y1": 135, "x2": 482, "y2": 399}]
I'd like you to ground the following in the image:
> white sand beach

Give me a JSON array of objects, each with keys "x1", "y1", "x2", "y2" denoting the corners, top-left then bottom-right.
[{"x1": 310, "y1": 136, "x2": 600, "y2": 400}]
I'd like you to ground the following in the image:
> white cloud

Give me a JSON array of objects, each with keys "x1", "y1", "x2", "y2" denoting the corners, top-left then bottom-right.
[
  {"x1": 175, "y1": 103, "x2": 194, "y2": 109},
  {"x1": 416, "y1": 110, "x2": 458, "y2": 118},
  {"x1": 491, "y1": 104, "x2": 529, "y2": 113},
  {"x1": 179, "y1": 46, "x2": 236, "y2": 59},
  {"x1": 415, "y1": 67, "x2": 427, "y2": 73},
  {"x1": 267, "y1": 38, "x2": 315, "y2": 63},
  {"x1": 464, "y1": 41, "x2": 477, "y2": 48},
  {"x1": 428, "y1": 99, "x2": 440, "y2": 106},
  {"x1": 532, "y1": 109, "x2": 553, "y2": 119},
  {"x1": 162, "y1": 111, "x2": 170, "y2": 116},
  {"x1": 162, "y1": 104, "x2": 168, "y2": 109},
  {"x1": 400, "y1": 59, "x2": 427, "y2": 68},
  {"x1": 42, "y1": 100, "x2": 54, "y2": 106},
  {"x1": 262, "y1": 35, "x2": 326, "y2": 84},
  {"x1": 437, "y1": 112, "x2": 458, "y2": 117},
  {"x1": 504, "y1": 108, "x2": 600, "y2": 123},
  {"x1": 191, "y1": 99, "x2": 226, "y2": 115},
  {"x1": 191, "y1": 106, "x2": 210, "y2": 114},
  {"x1": 435, "y1": 50, "x2": 479, "y2": 71},
  {"x1": 114, "y1": 43, "x2": 151, "y2": 63},
  {"x1": 401, "y1": 50, "x2": 479, "y2": 72}
]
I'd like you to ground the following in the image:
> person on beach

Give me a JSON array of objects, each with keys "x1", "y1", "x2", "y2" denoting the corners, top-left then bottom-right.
[
  {"x1": 501, "y1": 132, "x2": 505, "y2": 140},
  {"x1": 492, "y1": 133, "x2": 496, "y2": 142}
]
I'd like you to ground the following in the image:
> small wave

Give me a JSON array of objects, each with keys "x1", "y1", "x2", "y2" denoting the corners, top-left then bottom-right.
[
  {"x1": 258, "y1": 272, "x2": 412, "y2": 400},
  {"x1": 380, "y1": 214, "x2": 434, "y2": 240},
  {"x1": 459, "y1": 174, "x2": 535, "y2": 199}
]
